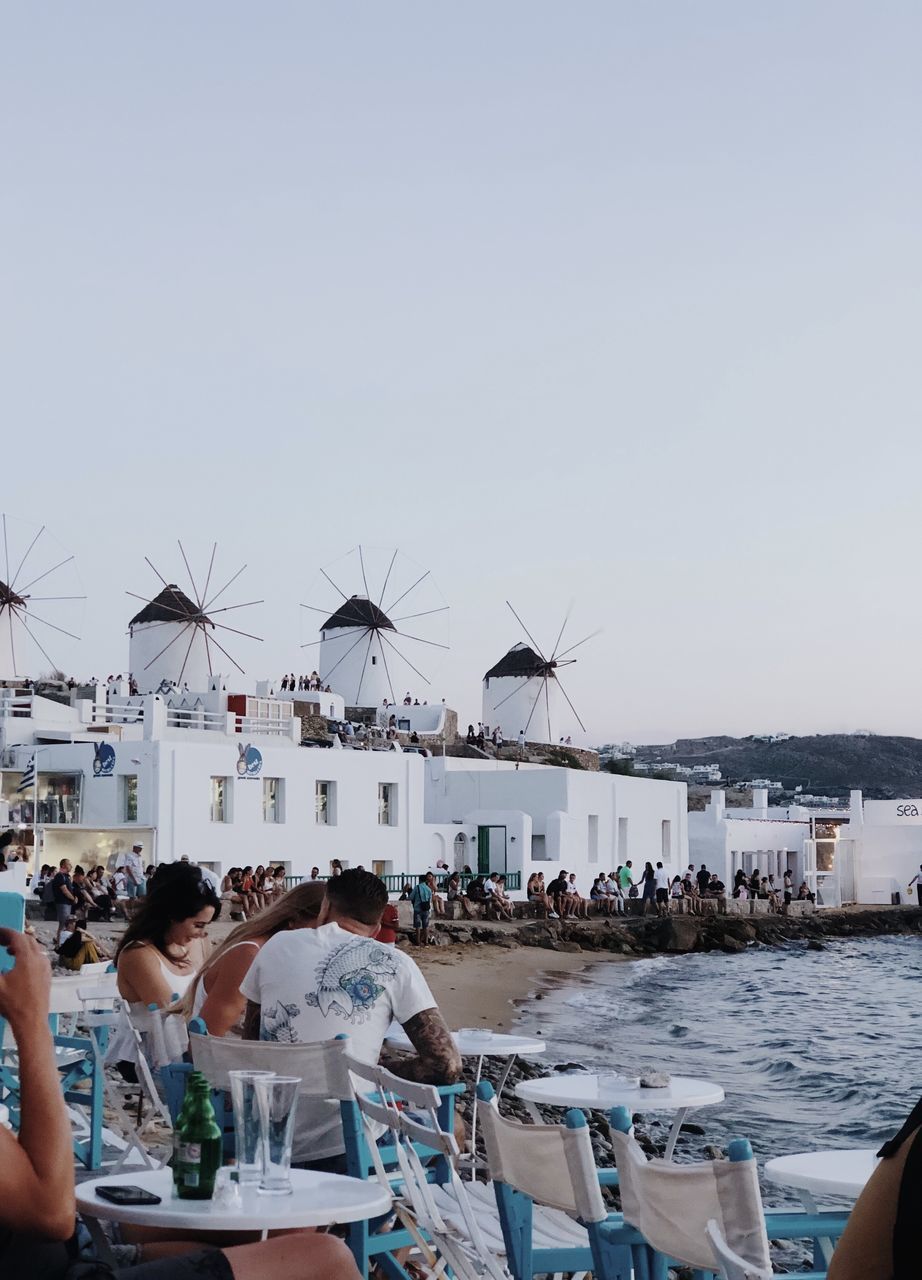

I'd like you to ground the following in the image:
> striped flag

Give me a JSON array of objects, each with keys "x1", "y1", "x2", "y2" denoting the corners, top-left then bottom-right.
[{"x1": 16, "y1": 753, "x2": 35, "y2": 793}]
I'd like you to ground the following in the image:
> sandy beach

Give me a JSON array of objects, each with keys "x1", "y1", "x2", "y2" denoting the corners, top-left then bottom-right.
[
  {"x1": 31, "y1": 915, "x2": 606, "y2": 1033},
  {"x1": 414, "y1": 943, "x2": 597, "y2": 1029}
]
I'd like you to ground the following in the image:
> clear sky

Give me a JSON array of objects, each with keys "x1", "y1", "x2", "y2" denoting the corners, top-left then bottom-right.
[{"x1": 2, "y1": 3, "x2": 921, "y2": 744}]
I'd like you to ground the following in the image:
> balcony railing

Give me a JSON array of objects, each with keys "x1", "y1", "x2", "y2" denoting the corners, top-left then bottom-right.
[
  {"x1": 92, "y1": 701, "x2": 144, "y2": 725},
  {"x1": 0, "y1": 694, "x2": 34, "y2": 718},
  {"x1": 283, "y1": 871, "x2": 522, "y2": 894}
]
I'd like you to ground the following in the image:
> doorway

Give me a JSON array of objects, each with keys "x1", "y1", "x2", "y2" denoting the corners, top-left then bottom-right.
[{"x1": 477, "y1": 825, "x2": 507, "y2": 875}]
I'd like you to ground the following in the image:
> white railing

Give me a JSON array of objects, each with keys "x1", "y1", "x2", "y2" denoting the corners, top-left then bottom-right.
[
  {"x1": 166, "y1": 708, "x2": 227, "y2": 731},
  {"x1": 0, "y1": 694, "x2": 34, "y2": 718},
  {"x1": 92, "y1": 701, "x2": 144, "y2": 725},
  {"x1": 237, "y1": 715, "x2": 296, "y2": 737}
]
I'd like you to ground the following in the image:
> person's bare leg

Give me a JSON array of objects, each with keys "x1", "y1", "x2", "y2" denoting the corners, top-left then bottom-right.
[{"x1": 224, "y1": 1231, "x2": 361, "y2": 1280}]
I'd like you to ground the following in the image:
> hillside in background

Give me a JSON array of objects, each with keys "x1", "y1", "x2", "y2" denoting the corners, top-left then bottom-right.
[{"x1": 639, "y1": 735, "x2": 922, "y2": 800}]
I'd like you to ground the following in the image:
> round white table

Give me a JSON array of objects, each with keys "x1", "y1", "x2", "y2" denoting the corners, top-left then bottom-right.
[
  {"x1": 764, "y1": 1148, "x2": 879, "y2": 1200},
  {"x1": 385, "y1": 1025, "x2": 545, "y2": 1174},
  {"x1": 764, "y1": 1149, "x2": 878, "y2": 1266},
  {"x1": 514, "y1": 1072, "x2": 725, "y2": 1161},
  {"x1": 77, "y1": 1167, "x2": 393, "y2": 1260}
]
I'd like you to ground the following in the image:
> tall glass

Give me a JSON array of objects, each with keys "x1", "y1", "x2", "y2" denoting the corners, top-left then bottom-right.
[
  {"x1": 228, "y1": 1070, "x2": 276, "y2": 1186},
  {"x1": 255, "y1": 1075, "x2": 301, "y2": 1195}
]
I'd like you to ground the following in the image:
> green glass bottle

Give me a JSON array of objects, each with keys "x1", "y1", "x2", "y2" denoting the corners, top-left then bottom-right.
[{"x1": 173, "y1": 1071, "x2": 222, "y2": 1200}]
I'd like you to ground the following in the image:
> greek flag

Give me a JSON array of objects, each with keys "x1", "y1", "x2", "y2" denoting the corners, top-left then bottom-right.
[{"x1": 16, "y1": 753, "x2": 35, "y2": 793}]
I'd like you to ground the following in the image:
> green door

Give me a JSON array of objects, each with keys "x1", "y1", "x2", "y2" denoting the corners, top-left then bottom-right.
[{"x1": 477, "y1": 827, "x2": 490, "y2": 875}]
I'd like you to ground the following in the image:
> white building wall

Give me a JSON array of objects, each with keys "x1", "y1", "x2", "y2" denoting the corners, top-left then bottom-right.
[
  {"x1": 687, "y1": 790, "x2": 811, "y2": 888},
  {"x1": 849, "y1": 798, "x2": 922, "y2": 903},
  {"x1": 425, "y1": 757, "x2": 687, "y2": 890}
]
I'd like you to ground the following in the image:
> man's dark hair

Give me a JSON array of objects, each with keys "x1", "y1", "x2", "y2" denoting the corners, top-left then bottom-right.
[{"x1": 325, "y1": 868, "x2": 388, "y2": 926}]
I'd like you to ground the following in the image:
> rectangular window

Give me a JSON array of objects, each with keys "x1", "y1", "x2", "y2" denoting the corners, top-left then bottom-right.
[
  {"x1": 378, "y1": 782, "x2": 396, "y2": 826},
  {"x1": 618, "y1": 815, "x2": 628, "y2": 858},
  {"x1": 263, "y1": 777, "x2": 283, "y2": 823},
  {"x1": 210, "y1": 776, "x2": 229, "y2": 823},
  {"x1": 587, "y1": 814, "x2": 599, "y2": 864},
  {"x1": 35, "y1": 774, "x2": 82, "y2": 825},
  {"x1": 661, "y1": 819, "x2": 672, "y2": 859},
  {"x1": 121, "y1": 775, "x2": 138, "y2": 823},
  {"x1": 316, "y1": 780, "x2": 335, "y2": 825}
]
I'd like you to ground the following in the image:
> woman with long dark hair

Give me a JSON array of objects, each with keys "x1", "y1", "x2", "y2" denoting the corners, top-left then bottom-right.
[
  {"x1": 641, "y1": 861, "x2": 656, "y2": 915},
  {"x1": 115, "y1": 863, "x2": 220, "y2": 1010}
]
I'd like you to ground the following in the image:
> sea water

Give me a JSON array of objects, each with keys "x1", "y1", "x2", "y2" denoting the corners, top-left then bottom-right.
[{"x1": 515, "y1": 935, "x2": 922, "y2": 1169}]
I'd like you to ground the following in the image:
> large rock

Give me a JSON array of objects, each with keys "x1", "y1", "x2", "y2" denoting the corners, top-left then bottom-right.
[{"x1": 659, "y1": 917, "x2": 700, "y2": 953}]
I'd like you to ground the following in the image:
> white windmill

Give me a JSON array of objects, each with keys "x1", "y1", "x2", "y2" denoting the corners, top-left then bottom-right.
[
  {"x1": 300, "y1": 546, "x2": 449, "y2": 709},
  {"x1": 126, "y1": 543, "x2": 263, "y2": 694},
  {"x1": 482, "y1": 602, "x2": 599, "y2": 746},
  {"x1": 0, "y1": 515, "x2": 85, "y2": 681}
]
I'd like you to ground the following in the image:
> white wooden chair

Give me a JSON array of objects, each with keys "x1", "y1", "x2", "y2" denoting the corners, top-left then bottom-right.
[
  {"x1": 348, "y1": 1054, "x2": 508, "y2": 1280},
  {"x1": 351, "y1": 1055, "x2": 599, "y2": 1280},
  {"x1": 188, "y1": 1028, "x2": 350, "y2": 1096},
  {"x1": 705, "y1": 1220, "x2": 772, "y2": 1280},
  {"x1": 606, "y1": 1105, "x2": 848, "y2": 1279},
  {"x1": 80, "y1": 991, "x2": 170, "y2": 1170}
]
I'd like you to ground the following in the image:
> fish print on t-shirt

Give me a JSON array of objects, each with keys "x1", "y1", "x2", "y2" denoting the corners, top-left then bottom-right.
[
  {"x1": 305, "y1": 938, "x2": 400, "y2": 1024},
  {"x1": 262, "y1": 1001, "x2": 301, "y2": 1042}
]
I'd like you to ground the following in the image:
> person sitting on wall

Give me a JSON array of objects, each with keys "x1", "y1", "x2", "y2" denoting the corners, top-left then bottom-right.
[
  {"x1": 797, "y1": 881, "x2": 815, "y2": 903},
  {"x1": 487, "y1": 873, "x2": 514, "y2": 921},
  {"x1": 545, "y1": 870, "x2": 572, "y2": 918},
  {"x1": 448, "y1": 872, "x2": 474, "y2": 918},
  {"x1": 590, "y1": 876, "x2": 611, "y2": 916},
  {"x1": 681, "y1": 872, "x2": 701, "y2": 914},
  {"x1": 527, "y1": 871, "x2": 556, "y2": 917}
]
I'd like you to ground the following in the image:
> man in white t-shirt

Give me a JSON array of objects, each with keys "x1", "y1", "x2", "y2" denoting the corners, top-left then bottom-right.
[
  {"x1": 123, "y1": 843, "x2": 145, "y2": 898},
  {"x1": 653, "y1": 861, "x2": 671, "y2": 917},
  {"x1": 241, "y1": 868, "x2": 461, "y2": 1169},
  {"x1": 179, "y1": 855, "x2": 220, "y2": 896}
]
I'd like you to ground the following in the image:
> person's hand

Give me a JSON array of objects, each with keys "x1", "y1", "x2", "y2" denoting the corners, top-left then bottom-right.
[{"x1": 0, "y1": 929, "x2": 51, "y2": 1029}]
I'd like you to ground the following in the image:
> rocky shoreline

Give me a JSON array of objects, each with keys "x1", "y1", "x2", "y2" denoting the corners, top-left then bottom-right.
[{"x1": 430, "y1": 904, "x2": 922, "y2": 957}]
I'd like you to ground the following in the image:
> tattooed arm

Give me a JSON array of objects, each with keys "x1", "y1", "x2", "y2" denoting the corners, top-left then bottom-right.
[
  {"x1": 386, "y1": 1007, "x2": 463, "y2": 1084},
  {"x1": 242, "y1": 999, "x2": 261, "y2": 1041}
]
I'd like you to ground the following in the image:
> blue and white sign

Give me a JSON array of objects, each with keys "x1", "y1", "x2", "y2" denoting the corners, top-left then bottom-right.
[
  {"x1": 92, "y1": 742, "x2": 116, "y2": 777},
  {"x1": 236, "y1": 743, "x2": 263, "y2": 779}
]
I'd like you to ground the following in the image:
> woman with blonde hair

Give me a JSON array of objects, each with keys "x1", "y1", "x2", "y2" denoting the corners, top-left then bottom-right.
[{"x1": 186, "y1": 881, "x2": 324, "y2": 1035}]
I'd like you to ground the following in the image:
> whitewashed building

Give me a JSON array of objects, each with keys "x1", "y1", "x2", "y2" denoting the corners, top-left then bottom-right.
[
  {"x1": 0, "y1": 685, "x2": 688, "y2": 894},
  {"x1": 688, "y1": 788, "x2": 853, "y2": 904}
]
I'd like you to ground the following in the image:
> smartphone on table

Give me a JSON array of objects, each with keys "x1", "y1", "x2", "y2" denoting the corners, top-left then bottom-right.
[{"x1": 95, "y1": 1185, "x2": 162, "y2": 1206}]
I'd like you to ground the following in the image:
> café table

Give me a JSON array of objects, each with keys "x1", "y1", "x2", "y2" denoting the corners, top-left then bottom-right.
[
  {"x1": 764, "y1": 1148, "x2": 877, "y2": 1265},
  {"x1": 764, "y1": 1148, "x2": 879, "y2": 1203},
  {"x1": 385, "y1": 1024, "x2": 545, "y2": 1173},
  {"x1": 77, "y1": 1167, "x2": 393, "y2": 1264},
  {"x1": 514, "y1": 1072, "x2": 725, "y2": 1160}
]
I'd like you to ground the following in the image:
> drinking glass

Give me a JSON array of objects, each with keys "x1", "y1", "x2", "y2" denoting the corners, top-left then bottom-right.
[
  {"x1": 255, "y1": 1075, "x2": 301, "y2": 1195},
  {"x1": 228, "y1": 1070, "x2": 276, "y2": 1186}
]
